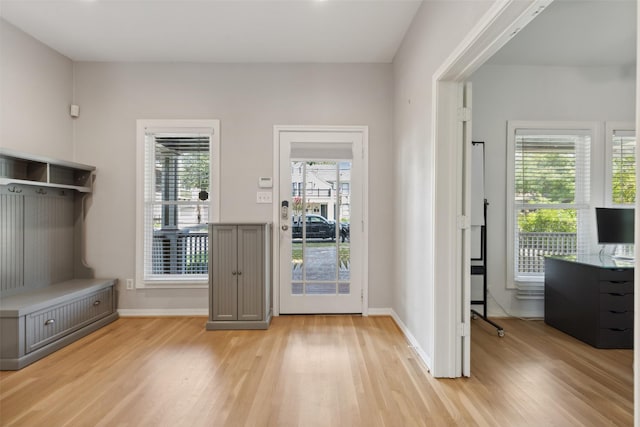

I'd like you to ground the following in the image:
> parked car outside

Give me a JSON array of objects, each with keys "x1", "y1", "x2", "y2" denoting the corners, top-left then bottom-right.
[{"x1": 292, "y1": 214, "x2": 348, "y2": 242}]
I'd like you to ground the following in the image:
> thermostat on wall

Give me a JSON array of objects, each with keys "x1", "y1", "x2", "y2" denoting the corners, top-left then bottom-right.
[{"x1": 258, "y1": 177, "x2": 273, "y2": 188}]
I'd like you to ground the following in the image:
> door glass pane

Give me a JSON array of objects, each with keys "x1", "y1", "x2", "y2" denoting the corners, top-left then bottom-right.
[
  {"x1": 338, "y1": 164, "x2": 351, "y2": 285},
  {"x1": 307, "y1": 283, "x2": 337, "y2": 295},
  {"x1": 290, "y1": 160, "x2": 351, "y2": 296},
  {"x1": 291, "y1": 282, "x2": 303, "y2": 295}
]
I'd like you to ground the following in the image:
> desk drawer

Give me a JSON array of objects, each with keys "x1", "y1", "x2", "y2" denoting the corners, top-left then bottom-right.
[
  {"x1": 600, "y1": 293, "x2": 634, "y2": 312},
  {"x1": 598, "y1": 328, "x2": 633, "y2": 349},
  {"x1": 599, "y1": 268, "x2": 633, "y2": 282},
  {"x1": 599, "y1": 281, "x2": 633, "y2": 294},
  {"x1": 26, "y1": 288, "x2": 113, "y2": 353},
  {"x1": 600, "y1": 310, "x2": 634, "y2": 329}
]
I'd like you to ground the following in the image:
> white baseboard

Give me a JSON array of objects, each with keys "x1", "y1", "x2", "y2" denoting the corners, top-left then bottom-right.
[
  {"x1": 367, "y1": 307, "x2": 393, "y2": 316},
  {"x1": 388, "y1": 309, "x2": 433, "y2": 373},
  {"x1": 118, "y1": 308, "x2": 208, "y2": 317}
]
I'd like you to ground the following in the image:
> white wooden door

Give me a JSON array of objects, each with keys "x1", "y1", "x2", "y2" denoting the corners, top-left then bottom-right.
[
  {"x1": 460, "y1": 82, "x2": 473, "y2": 376},
  {"x1": 277, "y1": 129, "x2": 365, "y2": 314}
]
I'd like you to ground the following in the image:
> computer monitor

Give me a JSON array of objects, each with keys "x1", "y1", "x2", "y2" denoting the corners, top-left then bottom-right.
[{"x1": 595, "y1": 208, "x2": 635, "y2": 245}]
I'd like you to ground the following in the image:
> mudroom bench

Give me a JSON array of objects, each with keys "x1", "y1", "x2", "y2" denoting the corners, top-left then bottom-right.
[
  {"x1": 0, "y1": 149, "x2": 118, "y2": 370},
  {"x1": 0, "y1": 279, "x2": 118, "y2": 370}
]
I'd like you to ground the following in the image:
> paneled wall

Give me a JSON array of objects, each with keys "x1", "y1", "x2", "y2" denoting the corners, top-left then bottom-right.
[{"x1": 0, "y1": 186, "x2": 76, "y2": 296}]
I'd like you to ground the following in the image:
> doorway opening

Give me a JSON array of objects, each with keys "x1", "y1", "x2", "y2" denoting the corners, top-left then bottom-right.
[{"x1": 431, "y1": 0, "x2": 552, "y2": 377}]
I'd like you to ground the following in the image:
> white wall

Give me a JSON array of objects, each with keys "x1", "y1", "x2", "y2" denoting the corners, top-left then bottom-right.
[
  {"x1": 470, "y1": 64, "x2": 636, "y2": 317},
  {"x1": 72, "y1": 62, "x2": 394, "y2": 311},
  {"x1": 392, "y1": 1, "x2": 494, "y2": 367},
  {"x1": 0, "y1": 19, "x2": 74, "y2": 159}
]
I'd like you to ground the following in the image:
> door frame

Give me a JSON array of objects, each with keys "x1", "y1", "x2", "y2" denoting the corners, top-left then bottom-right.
[
  {"x1": 430, "y1": 0, "x2": 553, "y2": 377},
  {"x1": 272, "y1": 125, "x2": 369, "y2": 316}
]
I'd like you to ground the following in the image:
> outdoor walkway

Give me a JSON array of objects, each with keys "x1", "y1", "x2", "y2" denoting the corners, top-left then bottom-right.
[{"x1": 291, "y1": 242, "x2": 350, "y2": 291}]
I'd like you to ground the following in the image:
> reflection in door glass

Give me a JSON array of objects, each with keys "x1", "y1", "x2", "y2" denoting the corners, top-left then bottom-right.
[
  {"x1": 290, "y1": 161, "x2": 351, "y2": 295},
  {"x1": 338, "y1": 172, "x2": 351, "y2": 292}
]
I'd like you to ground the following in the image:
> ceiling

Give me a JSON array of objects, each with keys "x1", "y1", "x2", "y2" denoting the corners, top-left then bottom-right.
[
  {"x1": 0, "y1": 0, "x2": 636, "y2": 65},
  {"x1": 487, "y1": 0, "x2": 637, "y2": 67},
  {"x1": 0, "y1": 0, "x2": 422, "y2": 63}
]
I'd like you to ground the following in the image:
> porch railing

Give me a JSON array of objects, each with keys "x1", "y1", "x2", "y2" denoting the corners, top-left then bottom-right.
[
  {"x1": 518, "y1": 232, "x2": 577, "y2": 274},
  {"x1": 292, "y1": 188, "x2": 333, "y2": 197},
  {"x1": 152, "y1": 231, "x2": 208, "y2": 275},
  {"x1": 149, "y1": 230, "x2": 577, "y2": 276}
]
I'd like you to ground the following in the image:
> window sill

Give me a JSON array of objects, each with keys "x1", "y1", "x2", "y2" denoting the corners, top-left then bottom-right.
[
  {"x1": 507, "y1": 277, "x2": 543, "y2": 290},
  {"x1": 136, "y1": 281, "x2": 208, "y2": 290}
]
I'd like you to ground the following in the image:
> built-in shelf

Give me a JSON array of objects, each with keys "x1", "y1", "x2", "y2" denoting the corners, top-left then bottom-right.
[{"x1": 0, "y1": 148, "x2": 95, "y2": 192}]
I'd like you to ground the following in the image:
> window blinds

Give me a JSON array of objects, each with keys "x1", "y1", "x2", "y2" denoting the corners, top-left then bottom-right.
[
  {"x1": 611, "y1": 130, "x2": 636, "y2": 205},
  {"x1": 143, "y1": 132, "x2": 211, "y2": 281},
  {"x1": 514, "y1": 131, "x2": 591, "y2": 207},
  {"x1": 513, "y1": 130, "x2": 591, "y2": 283}
]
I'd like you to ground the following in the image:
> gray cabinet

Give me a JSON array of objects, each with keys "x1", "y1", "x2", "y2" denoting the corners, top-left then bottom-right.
[{"x1": 206, "y1": 223, "x2": 272, "y2": 330}]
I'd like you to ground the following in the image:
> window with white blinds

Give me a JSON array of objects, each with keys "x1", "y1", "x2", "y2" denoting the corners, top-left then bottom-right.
[
  {"x1": 507, "y1": 123, "x2": 593, "y2": 288},
  {"x1": 609, "y1": 127, "x2": 636, "y2": 206},
  {"x1": 136, "y1": 120, "x2": 220, "y2": 288}
]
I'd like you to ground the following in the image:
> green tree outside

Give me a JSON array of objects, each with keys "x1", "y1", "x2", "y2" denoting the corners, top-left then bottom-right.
[
  {"x1": 612, "y1": 155, "x2": 636, "y2": 204},
  {"x1": 516, "y1": 148, "x2": 577, "y2": 232},
  {"x1": 518, "y1": 209, "x2": 577, "y2": 233},
  {"x1": 178, "y1": 152, "x2": 210, "y2": 192}
]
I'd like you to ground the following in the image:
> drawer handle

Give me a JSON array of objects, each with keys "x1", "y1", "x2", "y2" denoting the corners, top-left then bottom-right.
[
  {"x1": 609, "y1": 328, "x2": 630, "y2": 332},
  {"x1": 93, "y1": 300, "x2": 101, "y2": 306},
  {"x1": 608, "y1": 293, "x2": 627, "y2": 297},
  {"x1": 608, "y1": 281, "x2": 628, "y2": 284},
  {"x1": 609, "y1": 310, "x2": 628, "y2": 314},
  {"x1": 44, "y1": 319, "x2": 55, "y2": 326}
]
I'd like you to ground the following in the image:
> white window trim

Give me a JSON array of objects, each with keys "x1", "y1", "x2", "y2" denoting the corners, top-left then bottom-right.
[
  {"x1": 605, "y1": 121, "x2": 635, "y2": 207},
  {"x1": 506, "y1": 120, "x2": 598, "y2": 289},
  {"x1": 135, "y1": 119, "x2": 220, "y2": 289}
]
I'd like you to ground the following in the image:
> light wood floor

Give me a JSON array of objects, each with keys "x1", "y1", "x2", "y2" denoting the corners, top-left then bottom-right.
[{"x1": 0, "y1": 315, "x2": 633, "y2": 426}]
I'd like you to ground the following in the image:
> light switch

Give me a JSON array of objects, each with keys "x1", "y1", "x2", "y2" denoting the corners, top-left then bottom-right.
[{"x1": 256, "y1": 191, "x2": 272, "y2": 204}]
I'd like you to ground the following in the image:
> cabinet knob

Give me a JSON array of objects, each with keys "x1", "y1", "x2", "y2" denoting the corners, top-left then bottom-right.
[
  {"x1": 237, "y1": 271, "x2": 242, "y2": 276},
  {"x1": 93, "y1": 300, "x2": 101, "y2": 306},
  {"x1": 232, "y1": 271, "x2": 237, "y2": 275},
  {"x1": 44, "y1": 319, "x2": 55, "y2": 326}
]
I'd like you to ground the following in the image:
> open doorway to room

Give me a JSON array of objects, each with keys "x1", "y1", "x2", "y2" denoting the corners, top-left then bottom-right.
[
  {"x1": 469, "y1": 0, "x2": 637, "y2": 323},
  {"x1": 432, "y1": 0, "x2": 636, "y2": 384},
  {"x1": 449, "y1": 4, "x2": 636, "y2": 418}
]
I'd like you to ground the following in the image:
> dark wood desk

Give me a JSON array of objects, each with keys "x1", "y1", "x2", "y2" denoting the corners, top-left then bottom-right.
[{"x1": 544, "y1": 255, "x2": 633, "y2": 349}]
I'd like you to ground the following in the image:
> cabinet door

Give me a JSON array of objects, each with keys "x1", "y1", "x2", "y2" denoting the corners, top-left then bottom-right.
[
  {"x1": 237, "y1": 225, "x2": 264, "y2": 321},
  {"x1": 211, "y1": 225, "x2": 238, "y2": 321}
]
